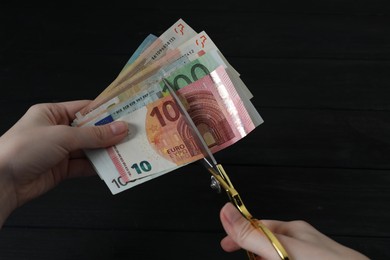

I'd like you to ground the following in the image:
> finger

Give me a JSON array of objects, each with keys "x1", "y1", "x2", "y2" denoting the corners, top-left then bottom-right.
[
  {"x1": 58, "y1": 100, "x2": 93, "y2": 119},
  {"x1": 259, "y1": 220, "x2": 292, "y2": 235},
  {"x1": 28, "y1": 101, "x2": 92, "y2": 126},
  {"x1": 220, "y1": 235, "x2": 241, "y2": 252},
  {"x1": 64, "y1": 121, "x2": 129, "y2": 151},
  {"x1": 261, "y1": 219, "x2": 318, "y2": 240},
  {"x1": 220, "y1": 202, "x2": 281, "y2": 260}
]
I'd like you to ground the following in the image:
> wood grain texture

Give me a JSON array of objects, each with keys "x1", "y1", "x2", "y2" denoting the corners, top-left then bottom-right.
[{"x1": 1, "y1": 1, "x2": 389, "y2": 259}]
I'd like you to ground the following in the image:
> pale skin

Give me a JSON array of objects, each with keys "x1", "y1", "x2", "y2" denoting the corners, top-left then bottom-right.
[
  {"x1": 219, "y1": 202, "x2": 370, "y2": 260},
  {"x1": 0, "y1": 101, "x2": 370, "y2": 259},
  {"x1": 0, "y1": 100, "x2": 129, "y2": 227}
]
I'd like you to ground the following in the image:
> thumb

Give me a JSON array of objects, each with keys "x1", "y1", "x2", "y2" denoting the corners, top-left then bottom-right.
[
  {"x1": 67, "y1": 121, "x2": 129, "y2": 151},
  {"x1": 220, "y1": 202, "x2": 280, "y2": 259}
]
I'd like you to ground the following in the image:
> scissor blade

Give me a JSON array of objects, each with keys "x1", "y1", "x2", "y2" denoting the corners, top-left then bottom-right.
[{"x1": 162, "y1": 78, "x2": 217, "y2": 166}]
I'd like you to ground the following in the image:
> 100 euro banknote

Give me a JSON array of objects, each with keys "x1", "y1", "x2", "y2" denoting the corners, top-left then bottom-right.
[
  {"x1": 84, "y1": 65, "x2": 261, "y2": 194},
  {"x1": 76, "y1": 29, "x2": 244, "y2": 120},
  {"x1": 73, "y1": 49, "x2": 246, "y2": 128}
]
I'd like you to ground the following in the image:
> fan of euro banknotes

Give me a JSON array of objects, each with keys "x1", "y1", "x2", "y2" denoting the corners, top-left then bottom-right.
[{"x1": 72, "y1": 18, "x2": 264, "y2": 195}]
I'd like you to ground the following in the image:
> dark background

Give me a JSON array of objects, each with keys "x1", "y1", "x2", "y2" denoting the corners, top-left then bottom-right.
[{"x1": 1, "y1": 1, "x2": 390, "y2": 259}]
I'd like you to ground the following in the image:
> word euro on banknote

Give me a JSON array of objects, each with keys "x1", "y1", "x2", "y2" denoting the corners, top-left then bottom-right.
[{"x1": 85, "y1": 66, "x2": 261, "y2": 194}]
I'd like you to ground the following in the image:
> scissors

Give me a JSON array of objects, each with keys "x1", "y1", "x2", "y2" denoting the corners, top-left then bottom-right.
[{"x1": 163, "y1": 78, "x2": 290, "y2": 260}]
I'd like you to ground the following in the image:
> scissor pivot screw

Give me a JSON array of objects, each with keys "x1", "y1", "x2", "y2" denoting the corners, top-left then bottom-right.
[{"x1": 210, "y1": 176, "x2": 221, "y2": 193}]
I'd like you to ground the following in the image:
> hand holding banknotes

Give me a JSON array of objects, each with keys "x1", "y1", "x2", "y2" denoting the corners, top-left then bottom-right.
[
  {"x1": 0, "y1": 100, "x2": 129, "y2": 227},
  {"x1": 219, "y1": 203, "x2": 369, "y2": 260}
]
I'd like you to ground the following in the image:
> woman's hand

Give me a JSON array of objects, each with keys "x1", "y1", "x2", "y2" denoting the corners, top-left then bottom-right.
[
  {"x1": 0, "y1": 100, "x2": 128, "y2": 226},
  {"x1": 220, "y1": 202, "x2": 369, "y2": 260}
]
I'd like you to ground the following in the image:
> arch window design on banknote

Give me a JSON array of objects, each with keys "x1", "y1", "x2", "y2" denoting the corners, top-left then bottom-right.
[
  {"x1": 182, "y1": 89, "x2": 236, "y2": 148},
  {"x1": 151, "y1": 88, "x2": 236, "y2": 160}
]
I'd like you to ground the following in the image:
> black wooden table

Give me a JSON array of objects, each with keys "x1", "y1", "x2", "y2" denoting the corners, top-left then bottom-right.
[{"x1": 1, "y1": 1, "x2": 390, "y2": 259}]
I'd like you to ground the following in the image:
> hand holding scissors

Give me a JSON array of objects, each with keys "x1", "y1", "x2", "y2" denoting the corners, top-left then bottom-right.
[{"x1": 163, "y1": 78, "x2": 290, "y2": 260}]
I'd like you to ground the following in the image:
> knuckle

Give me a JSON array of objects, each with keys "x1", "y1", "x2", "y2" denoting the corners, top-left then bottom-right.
[
  {"x1": 93, "y1": 126, "x2": 107, "y2": 141},
  {"x1": 236, "y1": 220, "x2": 255, "y2": 244},
  {"x1": 28, "y1": 103, "x2": 46, "y2": 113},
  {"x1": 289, "y1": 220, "x2": 311, "y2": 229}
]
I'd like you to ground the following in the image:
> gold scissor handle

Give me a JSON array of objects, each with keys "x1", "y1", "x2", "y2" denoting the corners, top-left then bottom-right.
[
  {"x1": 247, "y1": 218, "x2": 289, "y2": 260},
  {"x1": 210, "y1": 164, "x2": 290, "y2": 260}
]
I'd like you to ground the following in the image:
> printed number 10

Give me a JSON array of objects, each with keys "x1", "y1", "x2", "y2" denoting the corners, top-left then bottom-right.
[
  {"x1": 131, "y1": 160, "x2": 152, "y2": 174},
  {"x1": 150, "y1": 100, "x2": 180, "y2": 127},
  {"x1": 111, "y1": 160, "x2": 152, "y2": 189}
]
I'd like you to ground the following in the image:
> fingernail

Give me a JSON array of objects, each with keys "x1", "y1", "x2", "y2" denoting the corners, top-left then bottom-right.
[{"x1": 110, "y1": 121, "x2": 128, "y2": 135}]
